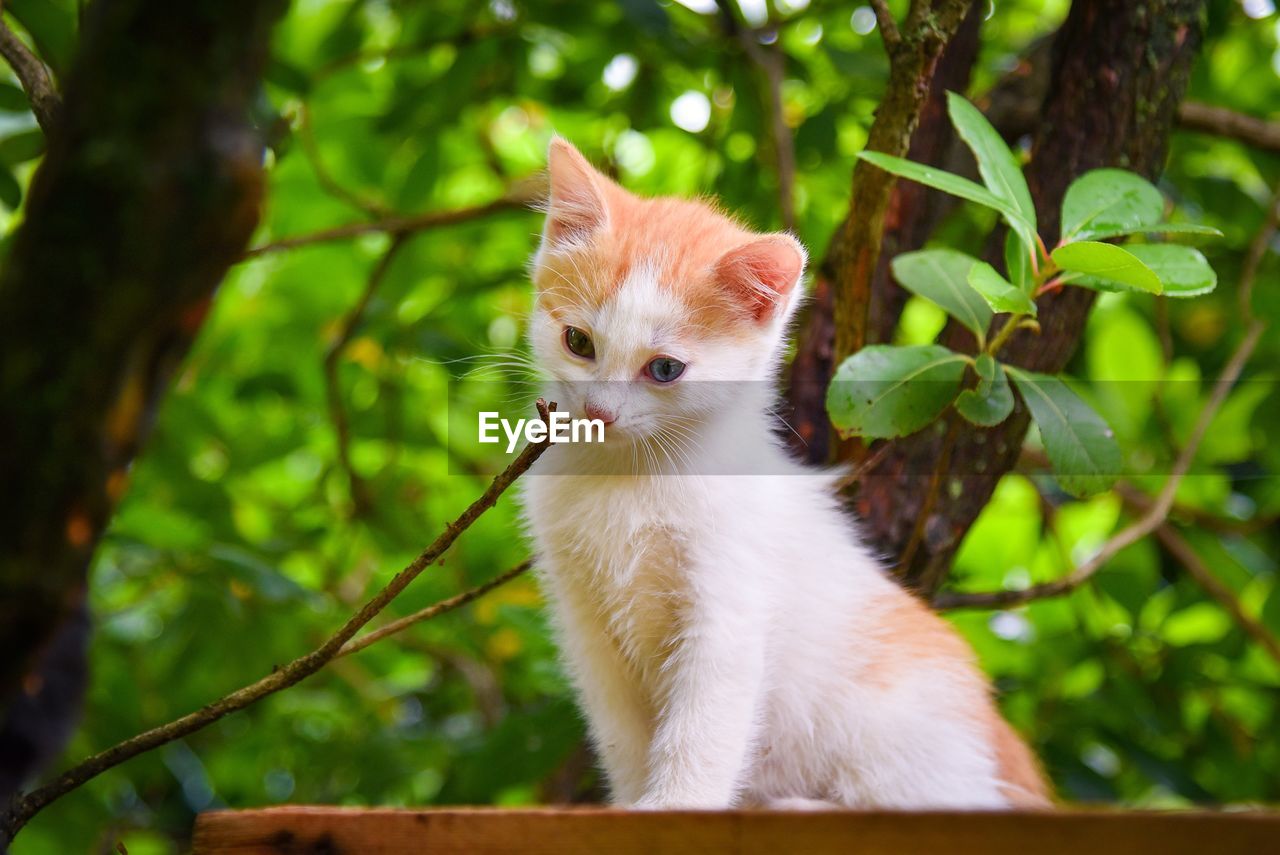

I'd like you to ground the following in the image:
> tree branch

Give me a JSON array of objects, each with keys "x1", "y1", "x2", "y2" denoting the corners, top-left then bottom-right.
[
  {"x1": 830, "y1": 0, "x2": 975, "y2": 386},
  {"x1": 297, "y1": 101, "x2": 392, "y2": 219},
  {"x1": 1177, "y1": 100, "x2": 1280, "y2": 155},
  {"x1": 855, "y1": 0, "x2": 1206, "y2": 590},
  {"x1": 323, "y1": 236, "x2": 409, "y2": 516},
  {"x1": 0, "y1": 15, "x2": 59, "y2": 134},
  {"x1": 713, "y1": 1, "x2": 796, "y2": 230},
  {"x1": 337, "y1": 559, "x2": 533, "y2": 658},
  {"x1": 241, "y1": 177, "x2": 544, "y2": 259},
  {"x1": 935, "y1": 174, "x2": 1278, "y2": 609},
  {"x1": 1153, "y1": 525, "x2": 1280, "y2": 668},
  {"x1": 2, "y1": 401, "x2": 556, "y2": 844},
  {"x1": 935, "y1": 317, "x2": 1263, "y2": 611},
  {"x1": 0, "y1": 0, "x2": 287, "y2": 713},
  {"x1": 870, "y1": 0, "x2": 902, "y2": 49}
]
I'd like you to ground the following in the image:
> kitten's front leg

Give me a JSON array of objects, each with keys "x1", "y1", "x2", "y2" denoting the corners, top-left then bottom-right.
[{"x1": 635, "y1": 605, "x2": 766, "y2": 809}]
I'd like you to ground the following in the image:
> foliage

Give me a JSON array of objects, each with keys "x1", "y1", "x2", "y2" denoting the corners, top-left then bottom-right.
[
  {"x1": 829, "y1": 93, "x2": 1218, "y2": 497},
  {"x1": 1, "y1": 1, "x2": 1278, "y2": 852}
]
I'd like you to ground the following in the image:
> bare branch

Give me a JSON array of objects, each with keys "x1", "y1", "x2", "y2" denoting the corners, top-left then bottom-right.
[
  {"x1": 2, "y1": 401, "x2": 557, "y2": 842},
  {"x1": 830, "y1": 0, "x2": 973, "y2": 379},
  {"x1": 1154, "y1": 525, "x2": 1280, "y2": 668},
  {"x1": 298, "y1": 102, "x2": 392, "y2": 219},
  {"x1": 714, "y1": 1, "x2": 796, "y2": 230},
  {"x1": 934, "y1": 319, "x2": 1264, "y2": 611},
  {"x1": 323, "y1": 236, "x2": 409, "y2": 516},
  {"x1": 870, "y1": 0, "x2": 902, "y2": 49},
  {"x1": 241, "y1": 177, "x2": 545, "y2": 259},
  {"x1": 1179, "y1": 101, "x2": 1280, "y2": 156},
  {"x1": 338, "y1": 559, "x2": 533, "y2": 658},
  {"x1": 0, "y1": 16, "x2": 59, "y2": 134}
]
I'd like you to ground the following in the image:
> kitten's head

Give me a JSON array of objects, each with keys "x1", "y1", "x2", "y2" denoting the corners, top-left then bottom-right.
[{"x1": 528, "y1": 137, "x2": 807, "y2": 441}]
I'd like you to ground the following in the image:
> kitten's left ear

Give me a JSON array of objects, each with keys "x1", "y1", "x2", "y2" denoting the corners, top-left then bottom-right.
[
  {"x1": 713, "y1": 234, "x2": 807, "y2": 323},
  {"x1": 542, "y1": 137, "x2": 610, "y2": 250}
]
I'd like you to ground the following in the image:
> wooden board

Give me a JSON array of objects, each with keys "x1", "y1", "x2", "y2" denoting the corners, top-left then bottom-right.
[{"x1": 193, "y1": 806, "x2": 1280, "y2": 854}]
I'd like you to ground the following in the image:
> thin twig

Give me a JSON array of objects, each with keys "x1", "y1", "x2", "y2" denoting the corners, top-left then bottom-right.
[
  {"x1": 0, "y1": 14, "x2": 59, "y2": 134},
  {"x1": 1178, "y1": 101, "x2": 1280, "y2": 156},
  {"x1": 1154, "y1": 524, "x2": 1280, "y2": 667},
  {"x1": 2, "y1": 401, "x2": 557, "y2": 842},
  {"x1": 714, "y1": 1, "x2": 796, "y2": 230},
  {"x1": 338, "y1": 559, "x2": 533, "y2": 658},
  {"x1": 298, "y1": 102, "x2": 392, "y2": 219},
  {"x1": 1239, "y1": 182, "x2": 1280, "y2": 320},
  {"x1": 240, "y1": 178, "x2": 544, "y2": 259},
  {"x1": 323, "y1": 236, "x2": 409, "y2": 516},
  {"x1": 870, "y1": 0, "x2": 902, "y2": 49},
  {"x1": 935, "y1": 320, "x2": 1264, "y2": 610},
  {"x1": 831, "y1": 0, "x2": 972, "y2": 375},
  {"x1": 898, "y1": 414, "x2": 961, "y2": 590},
  {"x1": 936, "y1": 176, "x2": 1280, "y2": 611}
]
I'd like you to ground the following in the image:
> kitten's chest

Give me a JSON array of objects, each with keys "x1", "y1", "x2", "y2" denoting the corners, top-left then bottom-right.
[{"x1": 525, "y1": 477, "x2": 700, "y2": 680}]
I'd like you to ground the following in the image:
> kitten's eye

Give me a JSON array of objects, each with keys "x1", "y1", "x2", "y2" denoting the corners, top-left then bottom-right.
[
  {"x1": 564, "y1": 326, "x2": 595, "y2": 359},
  {"x1": 646, "y1": 356, "x2": 686, "y2": 383}
]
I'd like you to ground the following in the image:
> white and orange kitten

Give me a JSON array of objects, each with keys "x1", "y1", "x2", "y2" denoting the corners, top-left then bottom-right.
[{"x1": 519, "y1": 138, "x2": 1049, "y2": 809}]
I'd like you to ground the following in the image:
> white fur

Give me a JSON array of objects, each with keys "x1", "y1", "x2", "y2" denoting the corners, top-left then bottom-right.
[{"x1": 519, "y1": 251, "x2": 1010, "y2": 810}]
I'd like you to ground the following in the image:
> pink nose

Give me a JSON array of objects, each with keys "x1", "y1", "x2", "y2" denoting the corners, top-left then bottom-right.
[{"x1": 584, "y1": 402, "x2": 616, "y2": 425}]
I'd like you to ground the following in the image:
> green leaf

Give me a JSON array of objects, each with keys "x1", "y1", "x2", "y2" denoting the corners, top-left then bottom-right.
[
  {"x1": 947, "y1": 92, "x2": 1036, "y2": 237},
  {"x1": 1068, "y1": 245, "x2": 1217, "y2": 297},
  {"x1": 955, "y1": 354, "x2": 1014, "y2": 426},
  {"x1": 0, "y1": 129, "x2": 44, "y2": 164},
  {"x1": 1124, "y1": 244, "x2": 1217, "y2": 296},
  {"x1": 967, "y1": 261, "x2": 1037, "y2": 316},
  {"x1": 1004, "y1": 230, "x2": 1032, "y2": 293},
  {"x1": 857, "y1": 150, "x2": 1036, "y2": 244},
  {"x1": 1126, "y1": 223, "x2": 1223, "y2": 236},
  {"x1": 890, "y1": 249, "x2": 992, "y2": 338},
  {"x1": 5, "y1": 0, "x2": 77, "y2": 74},
  {"x1": 0, "y1": 83, "x2": 30, "y2": 113},
  {"x1": 1008, "y1": 369, "x2": 1121, "y2": 497},
  {"x1": 0, "y1": 165, "x2": 21, "y2": 210},
  {"x1": 1061, "y1": 169, "x2": 1164, "y2": 241},
  {"x1": 1051, "y1": 241, "x2": 1162, "y2": 294},
  {"x1": 826, "y1": 344, "x2": 967, "y2": 439}
]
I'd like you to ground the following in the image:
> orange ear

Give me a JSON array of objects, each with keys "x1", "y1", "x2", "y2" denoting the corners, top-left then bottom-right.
[
  {"x1": 713, "y1": 234, "x2": 807, "y2": 322},
  {"x1": 544, "y1": 137, "x2": 609, "y2": 248}
]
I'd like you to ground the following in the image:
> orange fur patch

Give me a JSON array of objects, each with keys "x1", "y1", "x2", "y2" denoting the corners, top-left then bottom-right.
[{"x1": 863, "y1": 590, "x2": 1052, "y2": 807}]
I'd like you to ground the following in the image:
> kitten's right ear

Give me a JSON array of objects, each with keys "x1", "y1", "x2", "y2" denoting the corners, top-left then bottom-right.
[{"x1": 543, "y1": 137, "x2": 609, "y2": 249}]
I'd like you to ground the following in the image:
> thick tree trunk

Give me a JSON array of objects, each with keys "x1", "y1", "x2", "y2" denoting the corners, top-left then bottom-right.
[
  {"x1": 852, "y1": 0, "x2": 1206, "y2": 593},
  {"x1": 786, "y1": 1, "x2": 984, "y2": 461},
  {"x1": 0, "y1": 0, "x2": 285, "y2": 757}
]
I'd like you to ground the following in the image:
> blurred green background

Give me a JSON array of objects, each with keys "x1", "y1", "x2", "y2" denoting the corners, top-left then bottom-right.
[{"x1": 5, "y1": 0, "x2": 1280, "y2": 851}]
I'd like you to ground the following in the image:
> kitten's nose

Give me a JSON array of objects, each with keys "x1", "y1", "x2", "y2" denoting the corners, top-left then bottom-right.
[{"x1": 583, "y1": 401, "x2": 616, "y2": 425}]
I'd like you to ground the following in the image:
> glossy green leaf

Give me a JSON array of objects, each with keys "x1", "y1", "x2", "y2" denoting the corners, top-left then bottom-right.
[
  {"x1": 0, "y1": 165, "x2": 21, "y2": 210},
  {"x1": 0, "y1": 82, "x2": 30, "y2": 113},
  {"x1": 890, "y1": 248, "x2": 992, "y2": 338},
  {"x1": 955, "y1": 354, "x2": 1015, "y2": 426},
  {"x1": 947, "y1": 91, "x2": 1036, "y2": 236},
  {"x1": 967, "y1": 261, "x2": 1037, "y2": 316},
  {"x1": 1089, "y1": 222, "x2": 1224, "y2": 240},
  {"x1": 1068, "y1": 244, "x2": 1217, "y2": 297},
  {"x1": 1052, "y1": 241, "x2": 1162, "y2": 294},
  {"x1": 1004, "y1": 230, "x2": 1032, "y2": 293},
  {"x1": 1009, "y1": 369, "x2": 1121, "y2": 497},
  {"x1": 827, "y1": 345, "x2": 967, "y2": 439},
  {"x1": 1061, "y1": 169, "x2": 1164, "y2": 241},
  {"x1": 1123, "y1": 244, "x2": 1217, "y2": 296},
  {"x1": 857, "y1": 150, "x2": 1037, "y2": 244}
]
